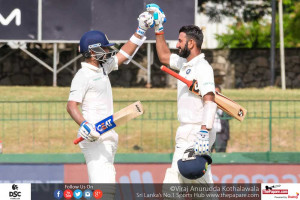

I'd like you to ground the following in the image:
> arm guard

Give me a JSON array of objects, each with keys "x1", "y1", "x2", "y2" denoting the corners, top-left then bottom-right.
[
  {"x1": 202, "y1": 101, "x2": 217, "y2": 130},
  {"x1": 122, "y1": 35, "x2": 146, "y2": 65}
]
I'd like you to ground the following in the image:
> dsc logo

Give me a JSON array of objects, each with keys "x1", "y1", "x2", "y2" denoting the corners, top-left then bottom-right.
[
  {"x1": 9, "y1": 184, "x2": 21, "y2": 198},
  {"x1": 9, "y1": 191, "x2": 21, "y2": 198}
]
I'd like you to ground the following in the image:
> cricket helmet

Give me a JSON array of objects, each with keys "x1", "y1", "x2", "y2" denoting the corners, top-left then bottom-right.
[
  {"x1": 79, "y1": 30, "x2": 116, "y2": 62},
  {"x1": 177, "y1": 148, "x2": 212, "y2": 180}
]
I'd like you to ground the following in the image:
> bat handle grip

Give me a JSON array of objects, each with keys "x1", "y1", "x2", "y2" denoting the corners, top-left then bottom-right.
[
  {"x1": 73, "y1": 137, "x2": 84, "y2": 145},
  {"x1": 160, "y1": 65, "x2": 193, "y2": 87}
]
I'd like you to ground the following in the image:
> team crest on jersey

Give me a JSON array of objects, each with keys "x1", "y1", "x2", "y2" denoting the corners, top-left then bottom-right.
[{"x1": 186, "y1": 69, "x2": 191, "y2": 74}]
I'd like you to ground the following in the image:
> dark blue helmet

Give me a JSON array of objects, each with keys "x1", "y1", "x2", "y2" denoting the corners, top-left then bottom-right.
[
  {"x1": 177, "y1": 148, "x2": 212, "y2": 180},
  {"x1": 79, "y1": 30, "x2": 116, "y2": 62}
]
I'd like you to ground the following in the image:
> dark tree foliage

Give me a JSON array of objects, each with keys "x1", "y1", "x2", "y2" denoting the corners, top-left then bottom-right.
[
  {"x1": 198, "y1": 0, "x2": 271, "y2": 22},
  {"x1": 200, "y1": 0, "x2": 300, "y2": 48}
]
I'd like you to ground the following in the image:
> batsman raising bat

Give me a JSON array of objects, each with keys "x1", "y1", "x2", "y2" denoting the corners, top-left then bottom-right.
[
  {"x1": 66, "y1": 10, "x2": 154, "y2": 192},
  {"x1": 146, "y1": 4, "x2": 217, "y2": 184}
]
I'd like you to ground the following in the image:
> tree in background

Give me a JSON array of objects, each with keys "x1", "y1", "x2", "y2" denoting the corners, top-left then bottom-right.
[
  {"x1": 198, "y1": 0, "x2": 271, "y2": 23},
  {"x1": 215, "y1": 20, "x2": 271, "y2": 48},
  {"x1": 285, "y1": 2, "x2": 300, "y2": 47},
  {"x1": 198, "y1": 0, "x2": 300, "y2": 48}
]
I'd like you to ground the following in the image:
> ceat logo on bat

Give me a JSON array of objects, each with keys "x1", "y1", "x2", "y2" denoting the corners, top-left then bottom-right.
[
  {"x1": 95, "y1": 115, "x2": 116, "y2": 134},
  {"x1": 93, "y1": 189, "x2": 103, "y2": 199},
  {"x1": 64, "y1": 189, "x2": 73, "y2": 199},
  {"x1": 99, "y1": 119, "x2": 112, "y2": 131}
]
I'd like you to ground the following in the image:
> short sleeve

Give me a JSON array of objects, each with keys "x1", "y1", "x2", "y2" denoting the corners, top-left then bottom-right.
[
  {"x1": 169, "y1": 54, "x2": 186, "y2": 71},
  {"x1": 68, "y1": 72, "x2": 89, "y2": 103},
  {"x1": 197, "y1": 64, "x2": 215, "y2": 97}
]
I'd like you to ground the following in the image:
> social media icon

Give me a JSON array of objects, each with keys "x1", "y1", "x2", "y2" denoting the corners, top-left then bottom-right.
[
  {"x1": 93, "y1": 189, "x2": 103, "y2": 199},
  {"x1": 84, "y1": 189, "x2": 92, "y2": 199},
  {"x1": 54, "y1": 189, "x2": 63, "y2": 199},
  {"x1": 63, "y1": 189, "x2": 73, "y2": 199},
  {"x1": 74, "y1": 189, "x2": 82, "y2": 199}
]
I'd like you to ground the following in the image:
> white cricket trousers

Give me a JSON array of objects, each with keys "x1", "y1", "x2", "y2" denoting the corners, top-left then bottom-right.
[
  {"x1": 163, "y1": 123, "x2": 216, "y2": 184},
  {"x1": 79, "y1": 136, "x2": 118, "y2": 200},
  {"x1": 79, "y1": 139, "x2": 118, "y2": 183}
]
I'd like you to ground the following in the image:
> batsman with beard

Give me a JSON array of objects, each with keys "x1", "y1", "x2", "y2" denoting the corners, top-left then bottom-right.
[{"x1": 151, "y1": 13, "x2": 217, "y2": 184}]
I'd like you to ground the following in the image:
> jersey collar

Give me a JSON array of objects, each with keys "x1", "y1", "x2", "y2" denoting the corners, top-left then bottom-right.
[
  {"x1": 182, "y1": 53, "x2": 205, "y2": 68},
  {"x1": 81, "y1": 62, "x2": 103, "y2": 73}
]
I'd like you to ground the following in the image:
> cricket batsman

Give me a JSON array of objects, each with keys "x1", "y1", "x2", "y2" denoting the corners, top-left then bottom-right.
[
  {"x1": 145, "y1": 3, "x2": 217, "y2": 185},
  {"x1": 66, "y1": 10, "x2": 155, "y2": 198}
]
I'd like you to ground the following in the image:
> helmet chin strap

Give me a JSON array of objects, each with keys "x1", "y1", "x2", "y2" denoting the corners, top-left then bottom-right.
[{"x1": 99, "y1": 62, "x2": 106, "y2": 75}]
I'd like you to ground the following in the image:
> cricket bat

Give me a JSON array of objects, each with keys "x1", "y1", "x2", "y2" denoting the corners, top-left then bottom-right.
[
  {"x1": 74, "y1": 101, "x2": 144, "y2": 144},
  {"x1": 160, "y1": 65, "x2": 247, "y2": 121}
]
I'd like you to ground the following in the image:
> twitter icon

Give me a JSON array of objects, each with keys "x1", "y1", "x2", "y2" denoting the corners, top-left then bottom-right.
[{"x1": 74, "y1": 189, "x2": 82, "y2": 199}]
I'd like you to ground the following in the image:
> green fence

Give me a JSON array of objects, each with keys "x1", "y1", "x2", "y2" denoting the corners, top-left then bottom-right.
[{"x1": 0, "y1": 100, "x2": 299, "y2": 154}]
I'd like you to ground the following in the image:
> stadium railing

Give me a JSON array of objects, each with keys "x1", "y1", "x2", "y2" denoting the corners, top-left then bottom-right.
[{"x1": 0, "y1": 100, "x2": 299, "y2": 154}]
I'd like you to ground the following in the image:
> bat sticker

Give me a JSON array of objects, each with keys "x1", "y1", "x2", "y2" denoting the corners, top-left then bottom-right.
[
  {"x1": 135, "y1": 105, "x2": 142, "y2": 113},
  {"x1": 95, "y1": 115, "x2": 116, "y2": 134},
  {"x1": 238, "y1": 109, "x2": 244, "y2": 117}
]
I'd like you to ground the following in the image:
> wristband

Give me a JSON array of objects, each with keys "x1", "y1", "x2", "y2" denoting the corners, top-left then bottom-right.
[
  {"x1": 136, "y1": 27, "x2": 146, "y2": 36},
  {"x1": 155, "y1": 31, "x2": 164, "y2": 35},
  {"x1": 130, "y1": 34, "x2": 146, "y2": 46},
  {"x1": 80, "y1": 120, "x2": 86, "y2": 126},
  {"x1": 123, "y1": 35, "x2": 146, "y2": 65},
  {"x1": 200, "y1": 130, "x2": 209, "y2": 134}
]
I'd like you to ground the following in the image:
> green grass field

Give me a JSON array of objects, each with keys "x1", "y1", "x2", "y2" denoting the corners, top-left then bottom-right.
[
  {"x1": 0, "y1": 86, "x2": 300, "y2": 154},
  {"x1": 1, "y1": 86, "x2": 300, "y2": 101}
]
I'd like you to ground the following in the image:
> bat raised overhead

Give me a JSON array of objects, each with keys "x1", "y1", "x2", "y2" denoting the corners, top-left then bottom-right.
[
  {"x1": 74, "y1": 101, "x2": 144, "y2": 144},
  {"x1": 160, "y1": 65, "x2": 247, "y2": 121}
]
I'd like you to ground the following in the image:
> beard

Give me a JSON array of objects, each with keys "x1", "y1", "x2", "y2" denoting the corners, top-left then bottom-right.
[{"x1": 178, "y1": 42, "x2": 190, "y2": 58}]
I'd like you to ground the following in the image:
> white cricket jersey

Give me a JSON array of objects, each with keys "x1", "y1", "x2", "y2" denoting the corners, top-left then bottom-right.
[
  {"x1": 68, "y1": 57, "x2": 118, "y2": 141},
  {"x1": 169, "y1": 53, "x2": 215, "y2": 124}
]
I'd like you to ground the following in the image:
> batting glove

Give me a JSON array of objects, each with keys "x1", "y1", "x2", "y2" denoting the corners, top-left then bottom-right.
[
  {"x1": 136, "y1": 11, "x2": 155, "y2": 36},
  {"x1": 78, "y1": 121, "x2": 100, "y2": 142},
  {"x1": 194, "y1": 130, "x2": 210, "y2": 155},
  {"x1": 146, "y1": 3, "x2": 166, "y2": 34}
]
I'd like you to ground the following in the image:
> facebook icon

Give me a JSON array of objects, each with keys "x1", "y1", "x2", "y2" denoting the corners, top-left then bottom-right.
[{"x1": 54, "y1": 189, "x2": 63, "y2": 199}]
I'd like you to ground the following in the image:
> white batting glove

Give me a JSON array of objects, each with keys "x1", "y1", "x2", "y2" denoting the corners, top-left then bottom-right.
[
  {"x1": 146, "y1": 3, "x2": 166, "y2": 33},
  {"x1": 194, "y1": 130, "x2": 210, "y2": 155},
  {"x1": 136, "y1": 11, "x2": 155, "y2": 36},
  {"x1": 78, "y1": 121, "x2": 100, "y2": 142}
]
